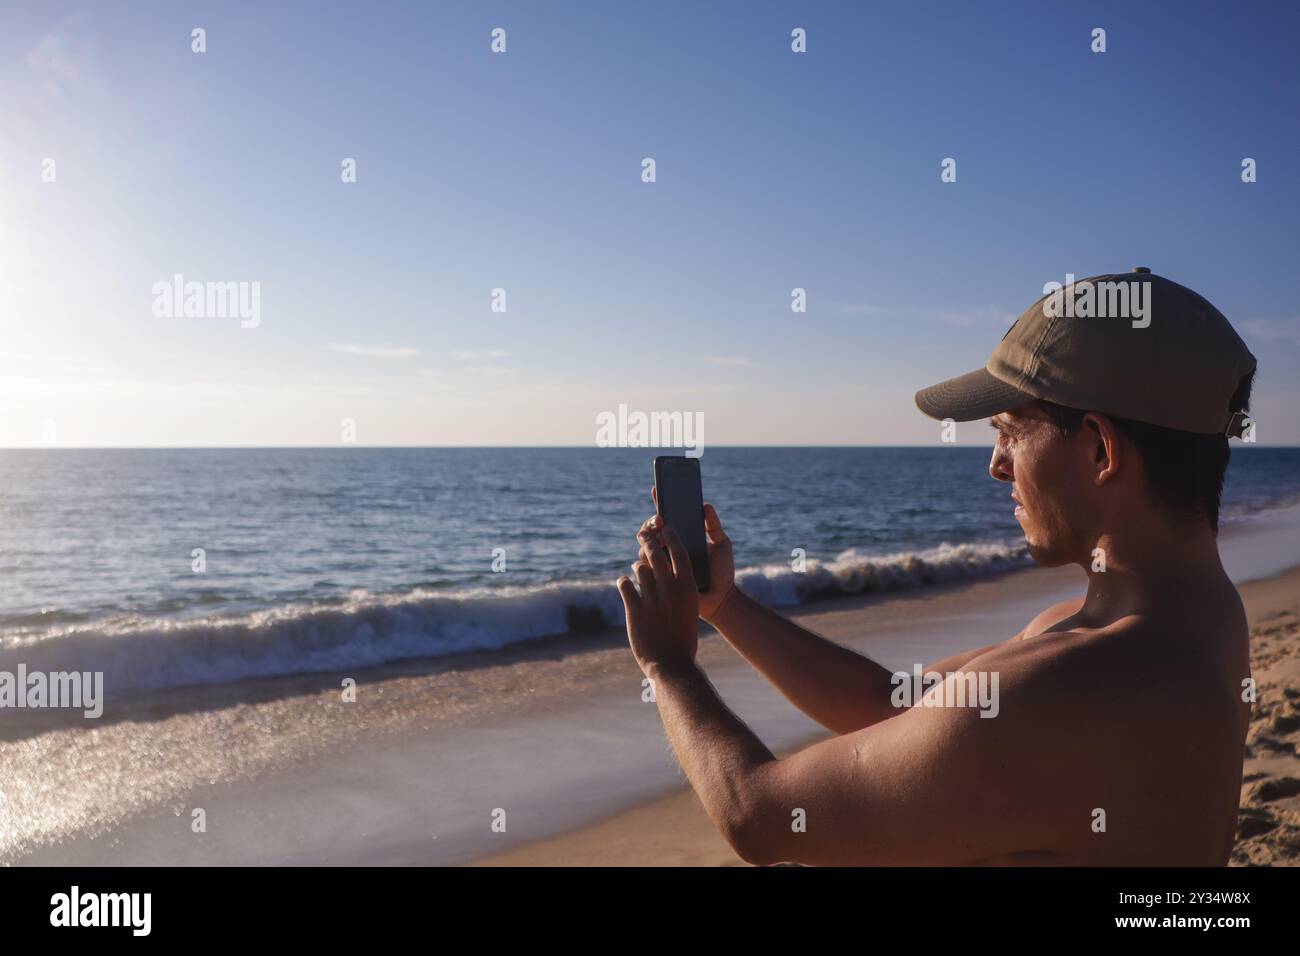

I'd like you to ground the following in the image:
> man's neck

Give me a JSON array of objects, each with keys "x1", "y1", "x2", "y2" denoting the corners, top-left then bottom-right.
[{"x1": 1078, "y1": 516, "x2": 1225, "y2": 624}]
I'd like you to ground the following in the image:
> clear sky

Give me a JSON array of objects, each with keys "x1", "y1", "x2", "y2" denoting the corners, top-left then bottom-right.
[{"x1": 2, "y1": 0, "x2": 1297, "y2": 447}]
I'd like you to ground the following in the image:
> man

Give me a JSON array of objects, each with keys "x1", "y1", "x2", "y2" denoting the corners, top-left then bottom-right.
[{"x1": 617, "y1": 268, "x2": 1258, "y2": 865}]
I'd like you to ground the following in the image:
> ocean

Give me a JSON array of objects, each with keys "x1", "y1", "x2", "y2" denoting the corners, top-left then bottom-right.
[{"x1": 2, "y1": 446, "x2": 1297, "y2": 694}]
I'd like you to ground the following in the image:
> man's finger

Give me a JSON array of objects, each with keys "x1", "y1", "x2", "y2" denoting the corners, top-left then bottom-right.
[
  {"x1": 661, "y1": 525, "x2": 692, "y2": 583},
  {"x1": 638, "y1": 514, "x2": 664, "y2": 560},
  {"x1": 616, "y1": 575, "x2": 641, "y2": 617},
  {"x1": 646, "y1": 536, "x2": 673, "y2": 591},
  {"x1": 636, "y1": 515, "x2": 657, "y2": 546},
  {"x1": 632, "y1": 560, "x2": 655, "y2": 598},
  {"x1": 703, "y1": 503, "x2": 730, "y2": 545}
]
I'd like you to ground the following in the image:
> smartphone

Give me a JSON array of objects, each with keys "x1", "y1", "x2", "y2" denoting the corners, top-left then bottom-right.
[{"x1": 652, "y1": 456, "x2": 711, "y2": 592}]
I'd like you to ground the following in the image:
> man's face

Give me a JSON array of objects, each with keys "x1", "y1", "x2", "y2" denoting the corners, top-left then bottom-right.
[{"x1": 988, "y1": 404, "x2": 1092, "y2": 566}]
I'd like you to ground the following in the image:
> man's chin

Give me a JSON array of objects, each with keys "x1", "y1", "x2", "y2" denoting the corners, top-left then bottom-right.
[{"x1": 1024, "y1": 538, "x2": 1072, "y2": 567}]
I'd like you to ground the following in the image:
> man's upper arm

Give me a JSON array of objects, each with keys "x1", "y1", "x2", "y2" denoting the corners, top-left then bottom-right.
[{"x1": 736, "y1": 670, "x2": 1066, "y2": 866}]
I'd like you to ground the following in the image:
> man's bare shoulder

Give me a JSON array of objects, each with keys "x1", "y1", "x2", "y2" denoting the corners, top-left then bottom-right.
[
  {"x1": 1015, "y1": 594, "x2": 1085, "y2": 641},
  {"x1": 958, "y1": 611, "x2": 1240, "y2": 751},
  {"x1": 921, "y1": 594, "x2": 1083, "y2": 676},
  {"x1": 968, "y1": 613, "x2": 1182, "y2": 691},
  {"x1": 927, "y1": 592, "x2": 1243, "y2": 739}
]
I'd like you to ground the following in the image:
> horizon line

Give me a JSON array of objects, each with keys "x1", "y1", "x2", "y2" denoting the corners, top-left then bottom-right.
[{"x1": 2, "y1": 443, "x2": 1298, "y2": 452}]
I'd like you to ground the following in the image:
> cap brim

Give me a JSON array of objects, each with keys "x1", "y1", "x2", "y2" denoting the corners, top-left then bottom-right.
[{"x1": 914, "y1": 367, "x2": 1037, "y2": 422}]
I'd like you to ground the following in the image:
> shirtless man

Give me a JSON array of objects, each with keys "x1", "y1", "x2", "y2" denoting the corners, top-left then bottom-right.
[{"x1": 617, "y1": 268, "x2": 1258, "y2": 865}]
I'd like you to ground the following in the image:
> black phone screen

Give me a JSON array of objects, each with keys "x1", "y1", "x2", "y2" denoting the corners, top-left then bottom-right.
[{"x1": 653, "y1": 456, "x2": 711, "y2": 592}]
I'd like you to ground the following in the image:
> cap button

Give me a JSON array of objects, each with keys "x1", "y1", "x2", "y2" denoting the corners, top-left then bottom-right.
[{"x1": 1132, "y1": 266, "x2": 1151, "y2": 274}]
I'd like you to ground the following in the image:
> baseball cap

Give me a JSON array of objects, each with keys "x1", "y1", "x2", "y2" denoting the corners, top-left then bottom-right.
[{"x1": 914, "y1": 268, "x2": 1258, "y2": 436}]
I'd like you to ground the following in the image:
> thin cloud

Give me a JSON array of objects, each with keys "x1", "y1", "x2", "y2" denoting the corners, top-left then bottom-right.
[
  {"x1": 829, "y1": 302, "x2": 1015, "y2": 327},
  {"x1": 1241, "y1": 317, "x2": 1300, "y2": 346},
  {"x1": 326, "y1": 344, "x2": 419, "y2": 359},
  {"x1": 924, "y1": 307, "x2": 1018, "y2": 328},
  {"x1": 461, "y1": 365, "x2": 520, "y2": 379},
  {"x1": 829, "y1": 303, "x2": 884, "y2": 316},
  {"x1": 451, "y1": 349, "x2": 513, "y2": 361},
  {"x1": 26, "y1": 14, "x2": 92, "y2": 94}
]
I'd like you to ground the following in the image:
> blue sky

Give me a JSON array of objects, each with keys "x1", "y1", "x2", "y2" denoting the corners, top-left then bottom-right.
[{"x1": 2, "y1": 0, "x2": 1297, "y2": 446}]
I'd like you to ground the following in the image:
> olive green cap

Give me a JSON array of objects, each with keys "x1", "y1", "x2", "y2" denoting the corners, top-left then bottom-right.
[{"x1": 914, "y1": 268, "x2": 1257, "y2": 435}]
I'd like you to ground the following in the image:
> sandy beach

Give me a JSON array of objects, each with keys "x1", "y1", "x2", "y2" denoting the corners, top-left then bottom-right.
[{"x1": 5, "y1": 505, "x2": 1299, "y2": 866}]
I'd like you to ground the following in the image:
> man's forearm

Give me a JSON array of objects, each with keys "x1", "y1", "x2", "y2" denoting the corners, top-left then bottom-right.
[
  {"x1": 706, "y1": 588, "x2": 901, "y2": 734},
  {"x1": 646, "y1": 660, "x2": 775, "y2": 859}
]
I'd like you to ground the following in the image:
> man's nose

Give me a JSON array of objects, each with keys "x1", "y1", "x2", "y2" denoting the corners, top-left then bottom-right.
[{"x1": 989, "y1": 446, "x2": 1012, "y2": 483}]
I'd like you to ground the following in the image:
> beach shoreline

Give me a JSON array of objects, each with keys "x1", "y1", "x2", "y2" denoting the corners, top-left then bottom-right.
[
  {"x1": 3, "y1": 561, "x2": 1082, "y2": 864},
  {"x1": 5, "y1": 504, "x2": 1299, "y2": 866}
]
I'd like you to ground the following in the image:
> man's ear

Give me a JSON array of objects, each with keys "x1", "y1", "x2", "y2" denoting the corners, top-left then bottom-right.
[{"x1": 1079, "y1": 412, "x2": 1122, "y2": 486}]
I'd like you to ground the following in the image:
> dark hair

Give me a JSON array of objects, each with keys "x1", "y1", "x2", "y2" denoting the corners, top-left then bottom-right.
[{"x1": 1033, "y1": 370, "x2": 1254, "y2": 533}]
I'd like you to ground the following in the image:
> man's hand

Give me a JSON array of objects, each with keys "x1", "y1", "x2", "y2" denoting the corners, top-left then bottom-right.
[
  {"x1": 617, "y1": 521, "x2": 700, "y2": 676},
  {"x1": 644, "y1": 488, "x2": 737, "y2": 622}
]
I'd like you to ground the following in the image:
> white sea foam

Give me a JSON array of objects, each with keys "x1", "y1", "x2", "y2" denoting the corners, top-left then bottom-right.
[
  {"x1": 734, "y1": 539, "x2": 1030, "y2": 606},
  {"x1": 0, "y1": 539, "x2": 1031, "y2": 697}
]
